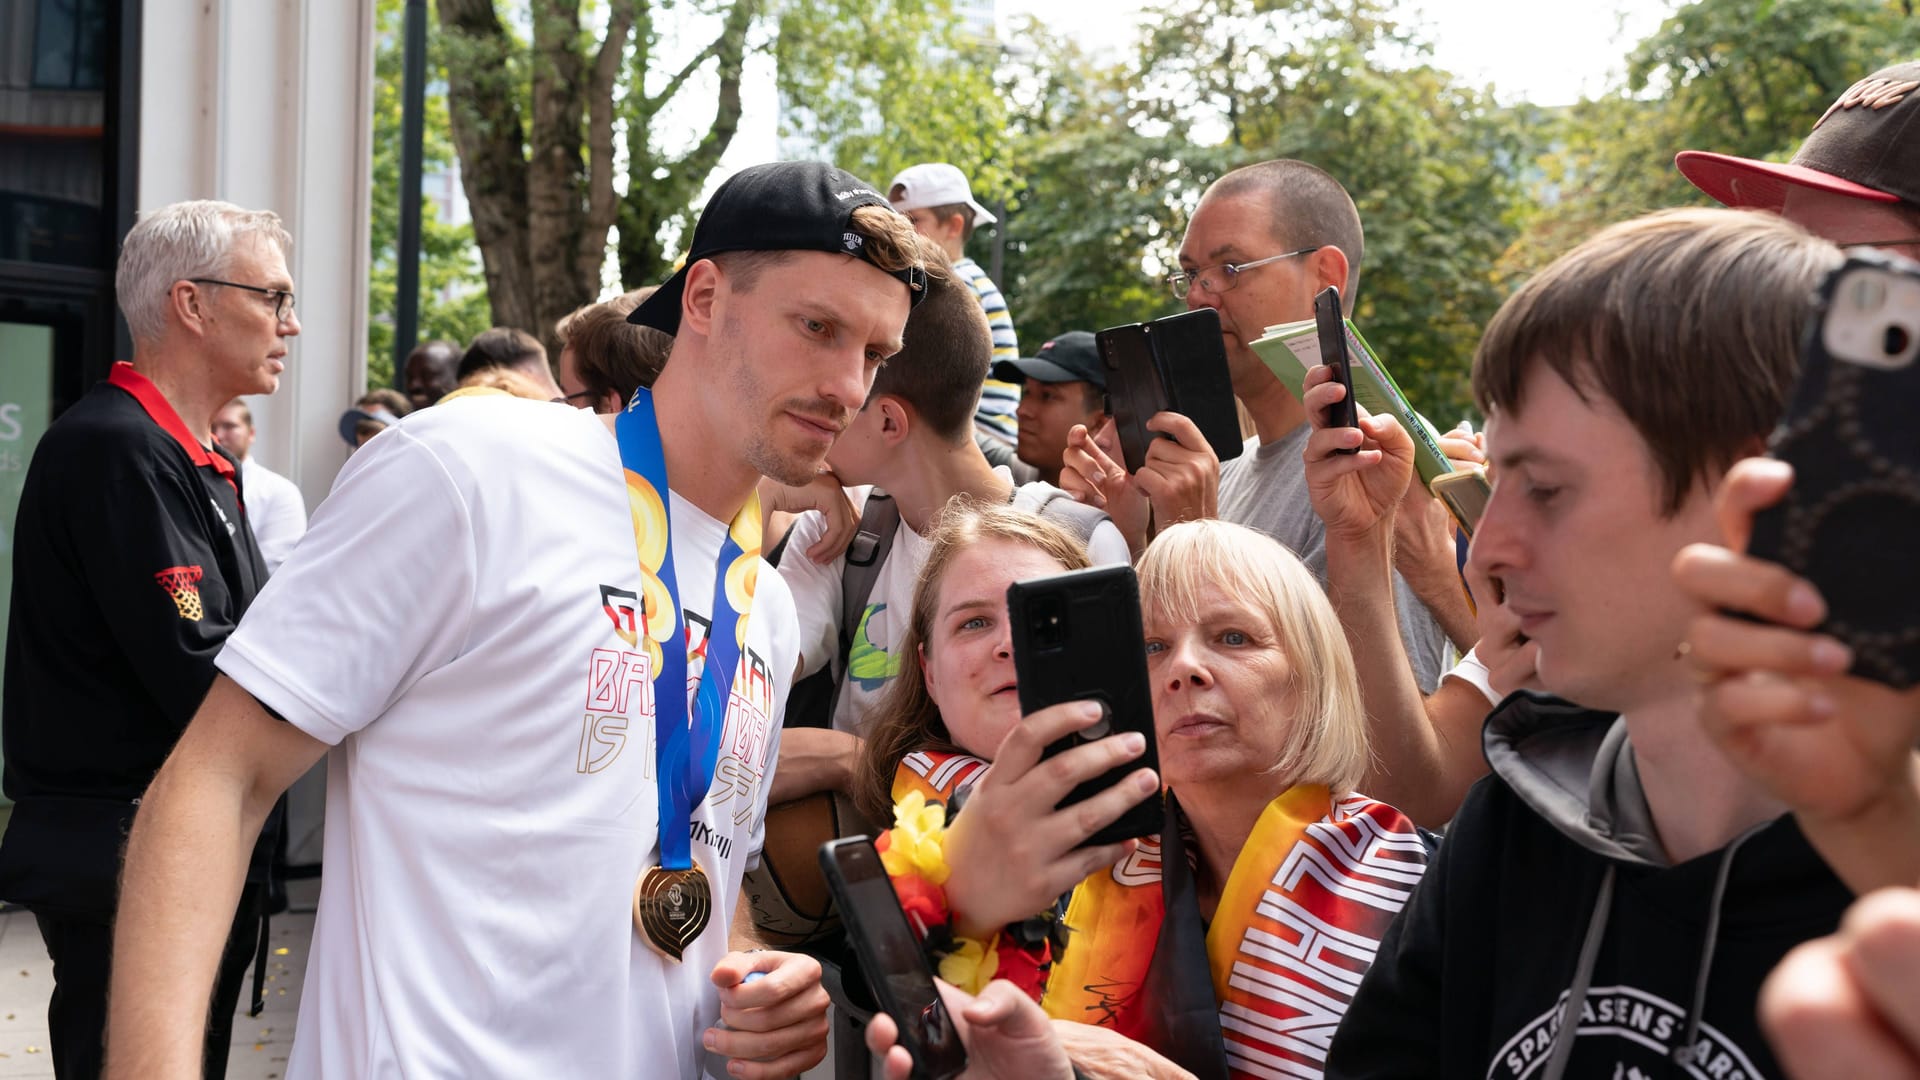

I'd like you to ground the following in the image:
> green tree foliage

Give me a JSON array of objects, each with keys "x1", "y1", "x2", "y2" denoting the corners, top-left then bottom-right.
[
  {"x1": 367, "y1": 0, "x2": 491, "y2": 388},
  {"x1": 992, "y1": 21, "x2": 1230, "y2": 347},
  {"x1": 774, "y1": 0, "x2": 1012, "y2": 204},
  {"x1": 1515, "y1": 0, "x2": 1920, "y2": 272},
  {"x1": 997, "y1": 0, "x2": 1536, "y2": 417}
]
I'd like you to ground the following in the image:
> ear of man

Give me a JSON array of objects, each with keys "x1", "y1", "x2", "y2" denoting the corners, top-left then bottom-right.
[
  {"x1": 171, "y1": 280, "x2": 210, "y2": 336},
  {"x1": 876, "y1": 395, "x2": 914, "y2": 448},
  {"x1": 678, "y1": 258, "x2": 726, "y2": 341},
  {"x1": 1307, "y1": 246, "x2": 1353, "y2": 311}
]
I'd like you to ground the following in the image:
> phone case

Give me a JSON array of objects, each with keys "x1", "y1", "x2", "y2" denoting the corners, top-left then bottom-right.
[
  {"x1": 1007, "y1": 565, "x2": 1164, "y2": 847},
  {"x1": 1748, "y1": 251, "x2": 1920, "y2": 688},
  {"x1": 1096, "y1": 308, "x2": 1247, "y2": 474},
  {"x1": 818, "y1": 838, "x2": 967, "y2": 1080}
]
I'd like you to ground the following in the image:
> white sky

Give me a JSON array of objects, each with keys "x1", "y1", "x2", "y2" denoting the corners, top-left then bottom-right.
[{"x1": 993, "y1": 0, "x2": 1677, "y2": 107}]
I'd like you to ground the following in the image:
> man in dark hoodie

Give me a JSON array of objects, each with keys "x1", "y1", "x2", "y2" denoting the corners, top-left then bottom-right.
[{"x1": 1320, "y1": 207, "x2": 1856, "y2": 1080}]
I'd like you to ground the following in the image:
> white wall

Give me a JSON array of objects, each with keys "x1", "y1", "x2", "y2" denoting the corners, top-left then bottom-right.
[{"x1": 138, "y1": 0, "x2": 375, "y2": 509}]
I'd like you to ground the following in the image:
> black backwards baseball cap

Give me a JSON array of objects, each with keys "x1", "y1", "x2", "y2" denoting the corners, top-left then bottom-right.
[
  {"x1": 629, "y1": 161, "x2": 928, "y2": 335},
  {"x1": 991, "y1": 331, "x2": 1106, "y2": 390},
  {"x1": 1677, "y1": 61, "x2": 1920, "y2": 212}
]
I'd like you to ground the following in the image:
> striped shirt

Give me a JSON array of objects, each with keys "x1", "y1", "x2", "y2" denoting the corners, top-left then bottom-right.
[{"x1": 954, "y1": 257, "x2": 1021, "y2": 444}]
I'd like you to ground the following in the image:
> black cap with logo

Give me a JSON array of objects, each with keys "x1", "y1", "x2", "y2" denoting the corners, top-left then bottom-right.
[
  {"x1": 991, "y1": 331, "x2": 1105, "y2": 390},
  {"x1": 630, "y1": 161, "x2": 928, "y2": 335},
  {"x1": 1677, "y1": 61, "x2": 1920, "y2": 212}
]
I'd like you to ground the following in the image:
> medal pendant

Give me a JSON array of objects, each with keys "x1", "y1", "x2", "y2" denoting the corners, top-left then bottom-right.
[{"x1": 634, "y1": 864, "x2": 712, "y2": 962}]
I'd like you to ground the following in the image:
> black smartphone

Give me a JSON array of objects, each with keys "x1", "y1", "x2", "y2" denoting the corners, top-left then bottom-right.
[
  {"x1": 818, "y1": 837, "x2": 967, "y2": 1080},
  {"x1": 1095, "y1": 308, "x2": 1247, "y2": 474},
  {"x1": 1007, "y1": 564, "x2": 1163, "y2": 847},
  {"x1": 1748, "y1": 250, "x2": 1920, "y2": 688},
  {"x1": 1315, "y1": 285, "x2": 1359, "y2": 452}
]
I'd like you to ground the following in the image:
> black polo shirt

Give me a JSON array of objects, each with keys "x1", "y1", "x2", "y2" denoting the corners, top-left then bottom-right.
[{"x1": 0, "y1": 362, "x2": 268, "y2": 915}]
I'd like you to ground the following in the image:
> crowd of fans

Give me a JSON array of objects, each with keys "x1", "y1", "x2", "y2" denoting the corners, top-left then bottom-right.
[{"x1": 0, "y1": 56, "x2": 1916, "y2": 1080}]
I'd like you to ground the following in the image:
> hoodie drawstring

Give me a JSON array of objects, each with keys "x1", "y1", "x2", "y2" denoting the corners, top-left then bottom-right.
[
  {"x1": 1542, "y1": 865, "x2": 1615, "y2": 1080},
  {"x1": 1671, "y1": 822, "x2": 1766, "y2": 1069}
]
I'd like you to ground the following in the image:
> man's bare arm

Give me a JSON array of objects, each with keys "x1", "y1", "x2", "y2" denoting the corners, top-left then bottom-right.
[
  {"x1": 107, "y1": 676, "x2": 328, "y2": 1078},
  {"x1": 1324, "y1": 529, "x2": 1488, "y2": 825}
]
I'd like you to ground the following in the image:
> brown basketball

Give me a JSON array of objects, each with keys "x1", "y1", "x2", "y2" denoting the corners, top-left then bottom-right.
[{"x1": 744, "y1": 791, "x2": 863, "y2": 949}]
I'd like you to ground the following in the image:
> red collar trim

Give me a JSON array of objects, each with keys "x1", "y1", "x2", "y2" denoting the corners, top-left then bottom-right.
[{"x1": 107, "y1": 363, "x2": 237, "y2": 487}]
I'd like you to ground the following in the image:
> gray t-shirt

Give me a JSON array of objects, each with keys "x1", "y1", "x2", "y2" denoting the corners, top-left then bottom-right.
[{"x1": 1217, "y1": 428, "x2": 1450, "y2": 691}]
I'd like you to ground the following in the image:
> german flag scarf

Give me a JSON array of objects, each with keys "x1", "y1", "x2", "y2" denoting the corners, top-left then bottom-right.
[{"x1": 1044, "y1": 785, "x2": 1429, "y2": 1079}]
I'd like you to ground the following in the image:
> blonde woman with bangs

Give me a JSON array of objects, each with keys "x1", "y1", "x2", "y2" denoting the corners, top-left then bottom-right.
[{"x1": 1041, "y1": 519, "x2": 1431, "y2": 1079}]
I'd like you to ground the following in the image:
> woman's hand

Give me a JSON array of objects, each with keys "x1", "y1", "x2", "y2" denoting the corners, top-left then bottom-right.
[
  {"x1": 942, "y1": 700, "x2": 1158, "y2": 938},
  {"x1": 865, "y1": 979, "x2": 1075, "y2": 1080}
]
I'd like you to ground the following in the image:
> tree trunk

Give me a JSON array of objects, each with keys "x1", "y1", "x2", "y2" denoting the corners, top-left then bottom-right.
[
  {"x1": 527, "y1": 0, "x2": 591, "y2": 355},
  {"x1": 437, "y1": 0, "x2": 538, "y2": 334},
  {"x1": 579, "y1": 1, "x2": 638, "y2": 299}
]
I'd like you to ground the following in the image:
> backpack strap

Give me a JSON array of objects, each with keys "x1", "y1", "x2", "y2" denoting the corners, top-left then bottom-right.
[
  {"x1": 828, "y1": 489, "x2": 902, "y2": 705},
  {"x1": 1024, "y1": 485, "x2": 1112, "y2": 545}
]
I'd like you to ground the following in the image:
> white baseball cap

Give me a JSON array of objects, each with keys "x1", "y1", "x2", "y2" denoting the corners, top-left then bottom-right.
[{"x1": 887, "y1": 162, "x2": 997, "y2": 226}]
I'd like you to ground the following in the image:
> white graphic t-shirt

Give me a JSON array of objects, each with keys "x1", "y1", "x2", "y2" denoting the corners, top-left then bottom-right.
[
  {"x1": 217, "y1": 395, "x2": 797, "y2": 1079},
  {"x1": 778, "y1": 477, "x2": 1130, "y2": 735}
]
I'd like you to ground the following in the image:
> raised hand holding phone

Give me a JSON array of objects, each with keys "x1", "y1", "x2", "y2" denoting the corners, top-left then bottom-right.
[
  {"x1": 820, "y1": 838, "x2": 968, "y2": 1080},
  {"x1": 1673, "y1": 457, "x2": 1920, "y2": 894},
  {"x1": 1300, "y1": 361, "x2": 1412, "y2": 543}
]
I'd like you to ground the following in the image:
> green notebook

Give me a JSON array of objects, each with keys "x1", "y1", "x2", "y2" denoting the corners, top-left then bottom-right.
[{"x1": 1250, "y1": 318, "x2": 1457, "y2": 489}]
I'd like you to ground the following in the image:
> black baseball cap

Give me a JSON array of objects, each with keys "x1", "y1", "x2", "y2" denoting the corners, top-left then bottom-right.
[
  {"x1": 990, "y1": 331, "x2": 1105, "y2": 390},
  {"x1": 1677, "y1": 62, "x2": 1920, "y2": 212},
  {"x1": 630, "y1": 161, "x2": 927, "y2": 334}
]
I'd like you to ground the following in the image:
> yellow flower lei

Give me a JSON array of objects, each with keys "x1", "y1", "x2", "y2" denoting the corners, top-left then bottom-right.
[{"x1": 878, "y1": 790, "x2": 952, "y2": 886}]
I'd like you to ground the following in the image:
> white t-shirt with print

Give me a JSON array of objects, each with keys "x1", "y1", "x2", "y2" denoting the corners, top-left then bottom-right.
[
  {"x1": 777, "y1": 476, "x2": 1130, "y2": 735},
  {"x1": 216, "y1": 395, "x2": 797, "y2": 1079}
]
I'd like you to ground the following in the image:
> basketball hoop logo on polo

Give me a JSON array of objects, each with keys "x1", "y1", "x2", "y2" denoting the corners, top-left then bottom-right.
[
  {"x1": 1815, "y1": 76, "x2": 1920, "y2": 129},
  {"x1": 1488, "y1": 985, "x2": 1768, "y2": 1080},
  {"x1": 154, "y1": 565, "x2": 205, "y2": 621}
]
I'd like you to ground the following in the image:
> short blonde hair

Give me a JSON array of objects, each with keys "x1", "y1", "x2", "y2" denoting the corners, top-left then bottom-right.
[
  {"x1": 1137, "y1": 519, "x2": 1368, "y2": 794},
  {"x1": 116, "y1": 200, "x2": 292, "y2": 346}
]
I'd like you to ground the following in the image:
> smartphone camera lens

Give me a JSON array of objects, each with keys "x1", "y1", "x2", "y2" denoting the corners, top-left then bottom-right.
[
  {"x1": 1030, "y1": 596, "x2": 1068, "y2": 649},
  {"x1": 1887, "y1": 323, "x2": 1913, "y2": 358}
]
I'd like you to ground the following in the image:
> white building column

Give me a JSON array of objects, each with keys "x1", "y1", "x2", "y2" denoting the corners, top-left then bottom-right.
[{"x1": 138, "y1": 0, "x2": 374, "y2": 509}]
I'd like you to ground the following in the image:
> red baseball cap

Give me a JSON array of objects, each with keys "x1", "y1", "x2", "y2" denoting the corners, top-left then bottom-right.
[{"x1": 1676, "y1": 61, "x2": 1920, "y2": 213}]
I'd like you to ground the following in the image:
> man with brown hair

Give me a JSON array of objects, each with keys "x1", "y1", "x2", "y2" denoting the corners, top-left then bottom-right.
[
  {"x1": 458, "y1": 326, "x2": 563, "y2": 399},
  {"x1": 769, "y1": 250, "x2": 1128, "y2": 801},
  {"x1": 1324, "y1": 208, "x2": 1854, "y2": 1080},
  {"x1": 107, "y1": 162, "x2": 926, "y2": 1079},
  {"x1": 554, "y1": 288, "x2": 672, "y2": 413}
]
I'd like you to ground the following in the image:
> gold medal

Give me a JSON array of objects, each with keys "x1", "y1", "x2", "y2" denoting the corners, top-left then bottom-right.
[{"x1": 634, "y1": 863, "x2": 712, "y2": 962}]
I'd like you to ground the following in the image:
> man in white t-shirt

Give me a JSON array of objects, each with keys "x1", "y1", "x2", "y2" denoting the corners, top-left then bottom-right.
[
  {"x1": 105, "y1": 162, "x2": 931, "y2": 1079},
  {"x1": 771, "y1": 252, "x2": 1128, "y2": 804},
  {"x1": 212, "y1": 398, "x2": 307, "y2": 574}
]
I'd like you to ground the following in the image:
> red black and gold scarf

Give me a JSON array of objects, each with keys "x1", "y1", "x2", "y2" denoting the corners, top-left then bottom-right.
[{"x1": 1045, "y1": 785, "x2": 1429, "y2": 1079}]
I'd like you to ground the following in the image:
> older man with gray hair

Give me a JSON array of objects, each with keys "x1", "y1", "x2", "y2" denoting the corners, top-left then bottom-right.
[{"x1": 0, "y1": 199, "x2": 297, "y2": 1079}]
